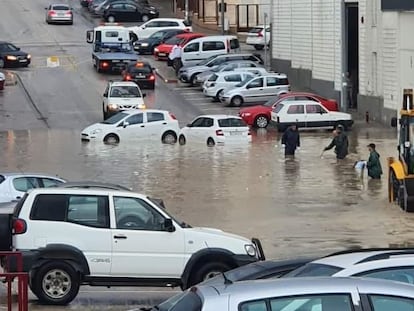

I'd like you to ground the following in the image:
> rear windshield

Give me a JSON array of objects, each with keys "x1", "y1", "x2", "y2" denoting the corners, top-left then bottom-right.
[
  {"x1": 218, "y1": 118, "x2": 247, "y2": 127},
  {"x1": 158, "y1": 290, "x2": 202, "y2": 311},
  {"x1": 285, "y1": 263, "x2": 343, "y2": 277},
  {"x1": 249, "y1": 27, "x2": 263, "y2": 33},
  {"x1": 278, "y1": 78, "x2": 290, "y2": 85},
  {"x1": 235, "y1": 75, "x2": 254, "y2": 87},
  {"x1": 127, "y1": 65, "x2": 152, "y2": 73},
  {"x1": 208, "y1": 74, "x2": 218, "y2": 82},
  {"x1": 52, "y1": 5, "x2": 70, "y2": 10}
]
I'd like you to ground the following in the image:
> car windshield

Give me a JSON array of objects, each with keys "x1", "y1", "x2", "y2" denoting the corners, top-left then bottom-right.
[
  {"x1": 284, "y1": 263, "x2": 343, "y2": 277},
  {"x1": 235, "y1": 75, "x2": 254, "y2": 87},
  {"x1": 218, "y1": 118, "x2": 247, "y2": 127},
  {"x1": 198, "y1": 55, "x2": 216, "y2": 66},
  {"x1": 110, "y1": 85, "x2": 141, "y2": 97},
  {"x1": 263, "y1": 96, "x2": 281, "y2": 107},
  {"x1": 0, "y1": 43, "x2": 19, "y2": 52},
  {"x1": 150, "y1": 31, "x2": 166, "y2": 39},
  {"x1": 157, "y1": 291, "x2": 202, "y2": 311},
  {"x1": 147, "y1": 197, "x2": 190, "y2": 228},
  {"x1": 128, "y1": 65, "x2": 152, "y2": 74},
  {"x1": 97, "y1": 42, "x2": 132, "y2": 53},
  {"x1": 208, "y1": 74, "x2": 218, "y2": 82},
  {"x1": 101, "y1": 112, "x2": 128, "y2": 124},
  {"x1": 52, "y1": 5, "x2": 69, "y2": 10},
  {"x1": 249, "y1": 27, "x2": 263, "y2": 33},
  {"x1": 165, "y1": 37, "x2": 184, "y2": 45}
]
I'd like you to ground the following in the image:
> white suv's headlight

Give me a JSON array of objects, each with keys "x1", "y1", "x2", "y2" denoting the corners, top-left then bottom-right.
[
  {"x1": 108, "y1": 103, "x2": 118, "y2": 110},
  {"x1": 244, "y1": 244, "x2": 256, "y2": 257}
]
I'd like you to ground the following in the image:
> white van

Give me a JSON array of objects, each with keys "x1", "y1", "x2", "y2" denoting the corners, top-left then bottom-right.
[{"x1": 181, "y1": 35, "x2": 241, "y2": 67}]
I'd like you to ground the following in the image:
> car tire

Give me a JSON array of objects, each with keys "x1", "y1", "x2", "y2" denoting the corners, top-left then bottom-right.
[
  {"x1": 254, "y1": 115, "x2": 269, "y2": 128},
  {"x1": 254, "y1": 44, "x2": 264, "y2": 50},
  {"x1": 95, "y1": 60, "x2": 101, "y2": 73},
  {"x1": 150, "y1": 82, "x2": 155, "y2": 90},
  {"x1": 141, "y1": 14, "x2": 149, "y2": 22},
  {"x1": 107, "y1": 15, "x2": 115, "y2": 22},
  {"x1": 162, "y1": 131, "x2": 177, "y2": 144},
  {"x1": 0, "y1": 58, "x2": 4, "y2": 68},
  {"x1": 335, "y1": 122, "x2": 347, "y2": 131},
  {"x1": 189, "y1": 261, "x2": 232, "y2": 286},
  {"x1": 230, "y1": 96, "x2": 243, "y2": 107},
  {"x1": 104, "y1": 133, "x2": 120, "y2": 144},
  {"x1": 190, "y1": 74, "x2": 199, "y2": 86},
  {"x1": 178, "y1": 135, "x2": 186, "y2": 145},
  {"x1": 103, "y1": 105, "x2": 109, "y2": 120},
  {"x1": 32, "y1": 261, "x2": 80, "y2": 305},
  {"x1": 213, "y1": 89, "x2": 224, "y2": 102},
  {"x1": 207, "y1": 137, "x2": 215, "y2": 147}
]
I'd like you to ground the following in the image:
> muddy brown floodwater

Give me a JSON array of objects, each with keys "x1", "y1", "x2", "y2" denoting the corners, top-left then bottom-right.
[{"x1": 2, "y1": 120, "x2": 414, "y2": 260}]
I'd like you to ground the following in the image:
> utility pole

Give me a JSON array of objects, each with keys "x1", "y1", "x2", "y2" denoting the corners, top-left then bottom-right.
[
  {"x1": 185, "y1": 0, "x2": 189, "y2": 23},
  {"x1": 220, "y1": 0, "x2": 225, "y2": 34},
  {"x1": 340, "y1": 0, "x2": 348, "y2": 112},
  {"x1": 264, "y1": 12, "x2": 268, "y2": 70}
]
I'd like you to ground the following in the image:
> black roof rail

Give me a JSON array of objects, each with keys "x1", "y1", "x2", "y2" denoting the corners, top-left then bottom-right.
[
  {"x1": 323, "y1": 247, "x2": 414, "y2": 258},
  {"x1": 356, "y1": 250, "x2": 414, "y2": 264}
]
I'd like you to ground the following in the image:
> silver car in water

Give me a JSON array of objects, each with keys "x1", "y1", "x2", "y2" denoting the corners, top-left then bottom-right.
[
  {"x1": 45, "y1": 4, "x2": 73, "y2": 24},
  {"x1": 155, "y1": 277, "x2": 414, "y2": 311}
]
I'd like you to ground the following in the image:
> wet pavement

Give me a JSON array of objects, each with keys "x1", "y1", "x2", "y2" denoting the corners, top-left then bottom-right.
[{"x1": 1, "y1": 0, "x2": 414, "y2": 310}]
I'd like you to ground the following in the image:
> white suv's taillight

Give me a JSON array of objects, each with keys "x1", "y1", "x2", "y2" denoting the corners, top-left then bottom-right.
[{"x1": 13, "y1": 219, "x2": 27, "y2": 234}]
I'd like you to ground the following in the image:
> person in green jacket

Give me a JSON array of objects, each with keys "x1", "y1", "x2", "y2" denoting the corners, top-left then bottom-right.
[{"x1": 366, "y1": 143, "x2": 382, "y2": 179}]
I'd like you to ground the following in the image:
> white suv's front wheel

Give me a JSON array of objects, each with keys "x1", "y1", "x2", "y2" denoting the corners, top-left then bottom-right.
[{"x1": 33, "y1": 261, "x2": 80, "y2": 305}]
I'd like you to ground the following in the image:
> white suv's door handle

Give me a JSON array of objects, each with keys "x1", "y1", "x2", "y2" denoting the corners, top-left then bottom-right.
[{"x1": 114, "y1": 235, "x2": 127, "y2": 239}]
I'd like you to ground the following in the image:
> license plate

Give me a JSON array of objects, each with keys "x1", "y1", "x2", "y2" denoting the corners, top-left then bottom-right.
[
  {"x1": 230, "y1": 131, "x2": 242, "y2": 136},
  {"x1": 58, "y1": 13, "x2": 65, "y2": 16},
  {"x1": 158, "y1": 53, "x2": 166, "y2": 56},
  {"x1": 19, "y1": 59, "x2": 27, "y2": 62},
  {"x1": 135, "y1": 75, "x2": 146, "y2": 79},
  {"x1": 112, "y1": 60, "x2": 120, "y2": 63}
]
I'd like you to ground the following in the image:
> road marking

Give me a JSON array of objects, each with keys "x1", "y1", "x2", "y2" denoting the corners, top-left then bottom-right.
[{"x1": 184, "y1": 97, "x2": 211, "y2": 101}]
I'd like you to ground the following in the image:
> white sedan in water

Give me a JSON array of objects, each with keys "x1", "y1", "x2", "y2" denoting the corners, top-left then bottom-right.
[
  {"x1": 81, "y1": 110, "x2": 180, "y2": 144},
  {"x1": 178, "y1": 115, "x2": 251, "y2": 146}
]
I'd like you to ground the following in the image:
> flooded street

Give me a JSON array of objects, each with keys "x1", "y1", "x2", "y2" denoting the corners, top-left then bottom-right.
[{"x1": 2, "y1": 120, "x2": 414, "y2": 261}]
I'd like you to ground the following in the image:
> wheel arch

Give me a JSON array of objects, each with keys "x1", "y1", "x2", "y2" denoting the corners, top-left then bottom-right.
[
  {"x1": 181, "y1": 248, "x2": 237, "y2": 289},
  {"x1": 390, "y1": 161, "x2": 406, "y2": 180},
  {"x1": 32, "y1": 244, "x2": 90, "y2": 276}
]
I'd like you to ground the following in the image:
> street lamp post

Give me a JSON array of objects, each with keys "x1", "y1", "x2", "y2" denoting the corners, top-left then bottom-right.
[
  {"x1": 340, "y1": 0, "x2": 348, "y2": 112},
  {"x1": 220, "y1": 0, "x2": 225, "y2": 34},
  {"x1": 264, "y1": 13, "x2": 268, "y2": 70},
  {"x1": 185, "y1": 0, "x2": 189, "y2": 22}
]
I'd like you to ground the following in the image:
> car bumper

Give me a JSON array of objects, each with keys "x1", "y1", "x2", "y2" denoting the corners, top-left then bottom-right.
[
  {"x1": 134, "y1": 46, "x2": 152, "y2": 54},
  {"x1": 131, "y1": 79, "x2": 155, "y2": 88},
  {"x1": 154, "y1": 51, "x2": 168, "y2": 59},
  {"x1": 246, "y1": 37, "x2": 265, "y2": 45},
  {"x1": 203, "y1": 87, "x2": 216, "y2": 97},
  {"x1": 1, "y1": 250, "x2": 38, "y2": 273},
  {"x1": 4, "y1": 59, "x2": 31, "y2": 68},
  {"x1": 48, "y1": 16, "x2": 73, "y2": 23}
]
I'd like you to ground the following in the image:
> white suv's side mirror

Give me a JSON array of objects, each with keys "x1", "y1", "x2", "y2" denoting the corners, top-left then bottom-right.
[{"x1": 123, "y1": 121, "x2": 130, "y2": 128}]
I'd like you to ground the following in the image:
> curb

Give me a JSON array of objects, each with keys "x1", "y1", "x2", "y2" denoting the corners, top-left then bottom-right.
[{"x1": 155, "y1": 69, "x2": 178, "y2": 83}]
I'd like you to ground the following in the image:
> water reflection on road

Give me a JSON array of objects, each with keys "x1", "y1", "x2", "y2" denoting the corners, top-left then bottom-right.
[{"x1": 2, "y1": 122, "x2": 414, "y2": 260}]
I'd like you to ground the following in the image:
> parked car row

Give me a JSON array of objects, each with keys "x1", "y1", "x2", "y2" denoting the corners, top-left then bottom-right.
[{"x1": 148, "y1": 248, "x2": 414, "y2": 311}]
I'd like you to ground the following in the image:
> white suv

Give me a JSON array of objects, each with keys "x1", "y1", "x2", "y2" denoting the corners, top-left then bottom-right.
[
  {"x1": 103, "y1": 81, "x2": 146, "y2": 120},
  {"x1": 246, "y1": 25, "x2": 271, "y2": 50},
  {"x1": 2, "y1": 187, "x2": 264, "y2": 305},
  {"x1": 128, "y1": 18, "x2": 192, "y2": 40}
]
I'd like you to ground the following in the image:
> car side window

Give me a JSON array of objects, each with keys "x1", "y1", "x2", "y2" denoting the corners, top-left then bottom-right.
[
  {"x1": 306, "y1": 104, "x2": 326, "y2": 114},
  {"x1": 277, "y1": 78, "x2": 289, "y2": 85},
  {"x1": 147, "y1": 112, "x2": 165, "y2": 122},
  {"x1": 30, "y1": 194, "x2": 67, "y2": 221},
  {"x1": 369, "y1": 295, "x2": 414, "y2": 311},
  {"x1": 124, "y1": 4, "x2": 136, "y2": 11},
  {"x1": 41, "y1": 178, "x2": 63, "y2": 188},
  {"x1": 113, "y1": 196, "x2": 165, "y2": 231},
  {"x1": 145, "y1": 21, "x2": 159, "y2": 27},
  {"x1": 224, "y1": 74, "x2": 242, "y2": 82},
  {"x1": 202, "y1": 41, "x2": 225, "y2": 51},
  {"x1": 266, "y1": 77, "x2": 278, "y2": 87},
  {"x1": 183, "y1": 42, "x2": 199, "y2": 52},
  {"x1": 190, "y1": 117, "x2": 205, "y2": 127},
  {"x1": 246, "y1": 78, "x2": 263, "y2": 89},
  {"x1": 240, "y1": 300, "x2": 267, "y2": 311},
  {"x1": 67, "y1": 195, "x2": 109, "y2": 228},
  {"x1": 287, "y1": 105, "x2": 304, "y2": 114},
  {"x1": 125, "y1": 113, "x2": 143, "y2": 125},
  {"x1": 230, "y1": 39, "x2": 240, "y2": 49},
  {"x1": 13, "y1": 177, "x2": 40, "y2": 192},
  {"x1": 111, "y1": 3, "x2": 124, "y2": 9},
  {"x1": 203, "y1": 118, "x2": 214, "y2": 127},
  {"x1": 160, "y1": 21, "x2": 178, "y2": 27},
  {"x1": 355, "y1": 267, "x2": 414, "y2": 284},
  {"x1": 268, "y1": 294, "x2": 353, "y2": 311}
]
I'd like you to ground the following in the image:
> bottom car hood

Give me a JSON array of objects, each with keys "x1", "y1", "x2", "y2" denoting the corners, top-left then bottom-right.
[
  {"x1": 188, "y1": 226, "x2": 251, "y2": 244},
  {"x1": 82, "y1": 122, "x2": 113, "y2": 135}
]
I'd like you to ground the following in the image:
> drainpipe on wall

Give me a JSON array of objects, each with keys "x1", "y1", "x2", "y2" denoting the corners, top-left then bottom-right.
[
  {"x1": 184, "y1": 0, "x2": 189, "y2": 22},
  {"x1": 340, "y1": 0, "x2": 348, "y2": 113}
]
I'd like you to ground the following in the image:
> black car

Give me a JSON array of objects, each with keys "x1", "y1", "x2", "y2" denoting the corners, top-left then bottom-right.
[
  {"x1": 133, "y1": 29, "x2": 186, "y2": 54},
  {"x1": 122, "y1": 61, "x2": 155, "y2": 89},
  {"x1": 0, "y1": 42, "x2": 31, "y2": 68},
  {"x1": 103, "y1": 0, "x2": 159, "y2": 22}
]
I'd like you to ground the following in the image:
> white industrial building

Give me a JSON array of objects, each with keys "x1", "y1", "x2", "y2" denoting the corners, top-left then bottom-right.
[{"x1": 270, "y1": 0, "x2": 414, "y2": 124}]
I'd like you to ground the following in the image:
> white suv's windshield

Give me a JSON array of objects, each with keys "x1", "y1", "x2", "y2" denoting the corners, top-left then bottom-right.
[{"x1": 110, "y1": 85, "x2": 141, "y2": 98}]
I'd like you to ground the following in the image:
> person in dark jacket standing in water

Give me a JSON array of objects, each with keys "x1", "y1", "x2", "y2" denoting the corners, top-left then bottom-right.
[
  {"x1": 281, "y1": 124, "x2": 300, "y2": 157},
  {"x1": 323, "y1": 124, "x2": 349, "y2": 159},
  {"x1": 366, "y1": 143, "x2": 382, "y2": 179}
]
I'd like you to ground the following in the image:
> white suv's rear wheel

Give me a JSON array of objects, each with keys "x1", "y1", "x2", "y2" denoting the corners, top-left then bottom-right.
[
  {"x1": 33, "y1": 261, "x2": 80, "y2": 305},
  {"x1": 189, "y1": 262, "x2": 232, "y2": 286}
]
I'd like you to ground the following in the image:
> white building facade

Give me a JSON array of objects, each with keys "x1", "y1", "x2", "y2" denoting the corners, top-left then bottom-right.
[{"x1": 270, "y1": 0, "x2": 414, "y2": 124}]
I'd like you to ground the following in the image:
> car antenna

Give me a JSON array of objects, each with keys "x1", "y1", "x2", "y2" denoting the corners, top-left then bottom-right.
[{"x1": 222, "y1": 272, "x2": 232, "y2": 285}]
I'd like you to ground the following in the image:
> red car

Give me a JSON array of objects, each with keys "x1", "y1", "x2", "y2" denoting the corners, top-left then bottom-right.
[
  {"x1": 153, "y1": 32, "x2": 205, "y2": 60},
  {"x1": 239, "y1": 92, "x2": 339, "y2": 128}
]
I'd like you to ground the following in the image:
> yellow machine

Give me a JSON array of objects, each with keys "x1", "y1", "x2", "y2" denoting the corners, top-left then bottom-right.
[{"x1": 388, "y1": 89, "x2": 414, "y2": 212}]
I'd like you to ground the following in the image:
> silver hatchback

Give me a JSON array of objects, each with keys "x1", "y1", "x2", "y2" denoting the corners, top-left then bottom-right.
[
  {"x1": 45, "y1": 4, "x2": 73, "y2": 24},
  {"x1": 156, "y1": 277, "x2": 414, "y2": 311},
  {"x1": 219, "y1": 73, "x2": 290, "y2": 107}
]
